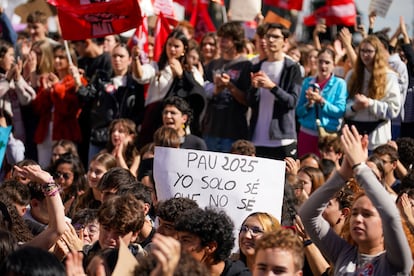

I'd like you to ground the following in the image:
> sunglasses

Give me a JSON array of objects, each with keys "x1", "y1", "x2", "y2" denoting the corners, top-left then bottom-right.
[{"x1": 53, "y1": 172, "x2": 72, "y2": 180}]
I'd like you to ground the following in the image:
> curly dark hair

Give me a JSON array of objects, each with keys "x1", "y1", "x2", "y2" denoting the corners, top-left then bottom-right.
[
  {"x1": 175, "y1": 207, "x2": 235, "y2": 263},
  {"x1": 156, "y1": 197, "x2": 199, "y2": 222},
  {"x1": 217, "y1": 22, "x2": 245, "y2": 53},
  {"x1": 98, "y1": 194, "x2": 145, "y2": 235}
]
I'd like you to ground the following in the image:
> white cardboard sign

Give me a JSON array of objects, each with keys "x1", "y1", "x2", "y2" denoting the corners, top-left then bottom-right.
[
  {"x1": 153, "y1": 147, "x2": 286, "y2": 230},
  {"x1": 369, "y1": 0, "x2": 394, "y2": 17}
]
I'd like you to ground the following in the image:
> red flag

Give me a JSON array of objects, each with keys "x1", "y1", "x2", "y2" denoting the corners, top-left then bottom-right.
[
  {"x1": 264, "y1": 0, "x2": 303, "y2": 11},
  {"x1": 153, "y1": 12, "x2": 172, "y2": 62},
  {"x1": 48, "y1": 0, "x2": 141, "y2": 40},
  {"x1": 304, "y1": 0, "x2": 356, "y2": 27},
  {"x1": 190, "y1": 0, "x2": 216, "y2": 42},
  {"x1": 127, "y1": 15, "x2": 150, "y2": 63}
]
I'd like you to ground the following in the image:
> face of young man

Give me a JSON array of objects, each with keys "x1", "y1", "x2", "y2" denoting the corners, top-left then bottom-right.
[
  {"x1": 265, "y1": 28, "x2": 286, "y2": 54},
  {"x1": 177, "y1": 231, "x2": 209, "y2": 263},
  {"x1": 253, "y1": 247, "x2": 302, "y2": 276}
]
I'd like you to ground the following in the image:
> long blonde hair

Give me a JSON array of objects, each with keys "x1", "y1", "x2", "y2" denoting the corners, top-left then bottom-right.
[{"x1": 347, "y1": 35, "x2": 388, "y2": 100}]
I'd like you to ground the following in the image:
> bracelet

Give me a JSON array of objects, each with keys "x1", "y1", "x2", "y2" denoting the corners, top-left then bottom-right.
[
  {"x1": 41, "y1": 181, "x2": 61, "y2": 197},
  {"x1": 303, "y1": 239, "x2": 313, "y2": 247}
]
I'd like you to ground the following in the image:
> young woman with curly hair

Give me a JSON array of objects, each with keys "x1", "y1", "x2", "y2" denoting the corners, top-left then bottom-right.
[{"x1": 345, "y1": 35, "x2": 401, "y2": 151}]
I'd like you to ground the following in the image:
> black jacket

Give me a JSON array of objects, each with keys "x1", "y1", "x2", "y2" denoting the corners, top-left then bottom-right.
[{"x1": 248, "y1": 57, "x2": 302, "y2": 140}]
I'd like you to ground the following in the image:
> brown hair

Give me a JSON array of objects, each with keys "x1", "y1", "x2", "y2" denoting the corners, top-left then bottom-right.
[{"x1": 255, "y1": 229, "x2": 304, "y2": 272}]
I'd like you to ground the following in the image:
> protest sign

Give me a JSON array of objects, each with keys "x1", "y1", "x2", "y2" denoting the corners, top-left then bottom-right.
[
  {"x1": 153, "y1": 147, "x2": 286, "y2": 233},
  {"x1": 369, "y1": 0, "x2": 393, "y2": 17},
  {"x1": 229, "y1": 0, "x2": 261, "y2": 22}
]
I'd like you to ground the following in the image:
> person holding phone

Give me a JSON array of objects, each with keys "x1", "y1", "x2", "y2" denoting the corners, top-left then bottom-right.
[{"x1": 296, "y1": 47, "x2": 348, "y2": 157}]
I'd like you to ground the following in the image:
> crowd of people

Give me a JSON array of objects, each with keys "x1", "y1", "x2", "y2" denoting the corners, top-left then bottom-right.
[{"x1": 0, "y1": 3, "x2": 414, "y2": 276}]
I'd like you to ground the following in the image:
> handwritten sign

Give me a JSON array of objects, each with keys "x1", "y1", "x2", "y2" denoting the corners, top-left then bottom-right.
[
  {"x1": 153, "y1": 147, "x2": 286, "y2": 230},
  {"x1": 369, "y1": 0, "x2": 394, "y2": 17}
]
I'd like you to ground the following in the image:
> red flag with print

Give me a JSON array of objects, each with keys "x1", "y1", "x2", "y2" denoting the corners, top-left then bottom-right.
[
  {"x1": 48, "y1": 0, "x2": 142, "y2": 40},
  {"x1": 153, "y1": 12, "x2": 172, "y2": 62},
  {"x1": 127, "y1": 15, "x2": 150, "y2": 64},
  {"x1": 264, "y1": 0, "x2": 303, "y2": 11},
  {"x1": 190, "y1": 0, "x2": 216, "y2": 42},
  {"x1": 304, "y1": 0, "x2": 356, "y2": 27}
]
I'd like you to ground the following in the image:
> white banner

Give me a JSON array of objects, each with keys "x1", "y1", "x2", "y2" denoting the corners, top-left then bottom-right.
[
  {"x1": 369, "y1": 0, "x2": 394, "y2": 17},
  {"x1": 153, "y1": 147, "x2": 286, "y2": 234}
]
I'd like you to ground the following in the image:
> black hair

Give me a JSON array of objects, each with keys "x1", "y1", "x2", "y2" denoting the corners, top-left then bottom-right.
[
  {"x1": 162, "y1": 96, "x2": 193, "y2": 126},
  {"x1": 175, "y1": 207, "x2": 235, "y2": 262},
  {"x1": 117, "y1": 181, "x2": 153, "y2": 206},
  {"x1": 156, "y1": 197, "x2": 199, "y2": 222},
  {"x1": 0, "y1": 246, "x2": 65, "y2": 276},
  {"x1": 158, "y1": 29, "x2": 189, "y2": 71},
  {"x1": 97, "y1": 167, "x2": 136, "y2": 191},
  {"x1": 265, "y1": 23, "x2": 290, "y2": 40},
  {"x1": 217, "y1": 21, "x2": 245, "y2": 53}
]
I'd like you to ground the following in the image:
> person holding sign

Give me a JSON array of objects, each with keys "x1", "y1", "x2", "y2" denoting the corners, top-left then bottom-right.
[
  {"x1": 162, "y1": 96, "x2": 207, "y2": 151},
  {"x1": 299, "y1": 125, "x2": 412, "y2": 275},
  {"x1": 175, "y1": 207, "x2": 251, "y2": 276}
]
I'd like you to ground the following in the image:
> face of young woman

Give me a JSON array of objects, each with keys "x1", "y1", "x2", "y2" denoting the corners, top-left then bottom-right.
[
  {"x1": 52, "y1": 145, "x2": 68, "y2": 164},
  {"x1": 349, "y1": 195, "x2": 383, "y2": 248},
  {"x1": 162, "y1": 105, "x2": 187, "y2": 133},
  {"x1": 187, "y1": 49, "x2": 200, "y2": 67},
  {"x1": 166, "y1": 38, "x2": 185, "y2": 60},
  {"x1": 53, "y1": 49, "x2": 69, "y2": 72},
  {"x1": 87, "y1": 160, "x2": 108, "y2": 188},
  {"x1": 317, "y1": 52, "x2": 335, "y2": 80},
  {"x1": 0, "y1": 47, "x2": 15, "y2": 71},
  {"x1": 239, "y1": 216, "x2": 265, "y2": 259},
  {"x1": 111, "y1": 123, "x2": 131, "y2": 147},
  {"x1": 111, "y1": 46, "x2": 131, "y2": 76},
  {"x1": 297, "y1": 171, "x2": 312, "y2": 196},
  {"x1": 359, "y1": 42, "x2": 376, "y2": 68},
  {"x1": 54, "y1": 163, "x2": 75, "y2": 191},
  {"x1": 201, "y1": 36, "x2": 217, "y2": 61}
]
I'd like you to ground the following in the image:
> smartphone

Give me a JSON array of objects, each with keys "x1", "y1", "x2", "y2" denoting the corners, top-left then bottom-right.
[
  {"x1": 311, "y1": 83, "x2": 320, "y2": 91},
  {"x1": 356, "y1": 15, "x2": 362, "y2": 26}
]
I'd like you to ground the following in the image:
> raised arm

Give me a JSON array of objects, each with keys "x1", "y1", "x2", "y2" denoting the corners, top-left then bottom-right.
[
  {"x1": 341, "y1": 125, "x2": 413, "y2": 273},
  {"x1": 14, "y1": 165, "x2": 69, "y2": 250}
]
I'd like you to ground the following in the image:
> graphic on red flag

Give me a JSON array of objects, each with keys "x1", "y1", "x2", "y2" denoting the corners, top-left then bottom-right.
[
  {"x1": 48, "y1": 0, "x2": 141, "y2": 40},
  {"x1": 304, "y1": 0, "x2": 356, "y2": 27},
  {"x1": 264, "y1": 0, "x2": 303, "y2": 11},
  {"x1": 153, "y1": 12, "x2": 172, "y2": 62},
  {"x1": 190, "y1": 0, "x2": 216, "y2": 42}
]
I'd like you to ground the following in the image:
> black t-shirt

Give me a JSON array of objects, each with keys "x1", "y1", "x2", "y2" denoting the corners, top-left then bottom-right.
[{"x1": 203, "y1": 57, "x2": 252, "y2": 140}]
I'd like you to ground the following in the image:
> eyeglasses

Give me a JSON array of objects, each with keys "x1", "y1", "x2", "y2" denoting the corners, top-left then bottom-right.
[
  {"x1": 73, "y1": 223, "x2": 99, "y2": 235},
  {"x1": 265, "y1": 34, "x2": 284, "y2": 40},
  {"x1": 53, "y1": 172, "x2": 72, "y2": 180},
  {"x1": 240, "y1": 225, "x2": 264, "y2": 236}
]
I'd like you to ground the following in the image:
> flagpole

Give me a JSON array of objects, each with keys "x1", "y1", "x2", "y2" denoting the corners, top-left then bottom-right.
[{"x1": 64, "y1": 40, "x2": 73, "y2": 65}]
